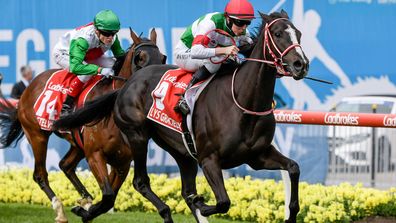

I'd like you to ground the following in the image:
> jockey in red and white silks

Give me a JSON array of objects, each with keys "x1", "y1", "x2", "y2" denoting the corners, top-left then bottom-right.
[{"x1": 173, "y1": 0, "x2": 255, "y2": 115}]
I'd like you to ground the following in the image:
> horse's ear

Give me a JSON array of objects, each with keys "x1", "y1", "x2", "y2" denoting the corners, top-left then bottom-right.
[
  {"x1": 259, "y1": 11, "x2": 271, "y2": 23},
  {"x1": 161, "y1": 54, "x2": 167, "y2": 64},
  {"x1": 129, "y1": 27, "x2": 141, "y2": 45},
  {"x1": 150, "y1": 28, "x2": 157, "y2": 45},
  {"x1": 280, "y1": 9, "x2": 289, "y2": 19}
]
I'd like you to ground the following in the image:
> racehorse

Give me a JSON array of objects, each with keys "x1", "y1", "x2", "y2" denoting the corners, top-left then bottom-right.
[
  {"x1": 54, "y1": 11, "x2": 309, "y2": 223},
  {"x1": 0, "y1": 28, "x2": 169, "y2": 222}
]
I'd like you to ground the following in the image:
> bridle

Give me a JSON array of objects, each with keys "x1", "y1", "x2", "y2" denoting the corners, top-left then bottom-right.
[
  {"x1": 132, "y1": 41, "x2": 160, "y2": 71},
  {"x1": 244, "y1": 18, "x2": 302, "y2": 76},
  {"x1": 111, "y1": 41, "x2": 159, "y2": 88},
  {"x1": 232, "y1": 18, "x2": 302, "y2": 116}
]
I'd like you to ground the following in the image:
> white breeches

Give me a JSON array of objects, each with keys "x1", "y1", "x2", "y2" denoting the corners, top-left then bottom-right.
[
  {"x1": 173, "y1": 41, "x2": 221, "y2": 74},
  {"x1": 52, "y1": 49, "x2": 115, "y2": 83}
]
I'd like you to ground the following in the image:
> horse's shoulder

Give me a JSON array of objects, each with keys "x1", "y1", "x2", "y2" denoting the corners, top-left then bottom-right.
[{"x1": 217, "y1": 63, "x2": 238, "y2": 77}]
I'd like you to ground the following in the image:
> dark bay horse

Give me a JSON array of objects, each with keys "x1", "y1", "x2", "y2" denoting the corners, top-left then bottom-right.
[
  {"x1": 0, "y1": 28, "x2": 169, "y2": 222},
  {"x1": 54, "y1": 11, "x2": 309, "y2": 223}
]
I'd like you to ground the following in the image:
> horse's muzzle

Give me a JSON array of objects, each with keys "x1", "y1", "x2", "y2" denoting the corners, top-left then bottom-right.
[{"x1": 287, "y1": 58, "x2": 309, "y2": 80}]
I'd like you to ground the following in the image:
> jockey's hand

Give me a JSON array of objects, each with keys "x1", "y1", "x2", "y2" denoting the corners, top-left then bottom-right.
[
  {"x1": 100, "y1": 68, "x2": 114, "y2": 78},
  {"x1": 223, "y1": 45, "x2": 239, "y2": 56}
]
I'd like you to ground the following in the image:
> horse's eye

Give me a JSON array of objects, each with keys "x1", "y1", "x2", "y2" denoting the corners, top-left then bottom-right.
[{"x1": 275, "y1": 32, "x2": 281, "y2": 38}]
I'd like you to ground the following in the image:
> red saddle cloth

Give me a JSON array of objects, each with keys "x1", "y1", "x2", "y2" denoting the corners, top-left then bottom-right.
[
  {"x1": 33, "y1": 69, "x2": 102, "y2": 130},
  {"x1": 147, "y1": 68, "x2": 193, "y2": 133}
]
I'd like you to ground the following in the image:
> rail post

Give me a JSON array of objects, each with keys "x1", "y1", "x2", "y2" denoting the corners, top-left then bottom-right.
[{"x1": 371, "y1": 104, "x2": 377, "y2": 187}]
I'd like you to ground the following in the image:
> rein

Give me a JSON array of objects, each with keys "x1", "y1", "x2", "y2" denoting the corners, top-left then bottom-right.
[
  {"x1": 242, "y1": 18, "x2": 301, "y2": 76},
  {"x1": 231, "y1": 68, "x2": 274, "y2": 116},
  {"x1": 231, "y1": 18, "x2": 300, "y2": 116}
]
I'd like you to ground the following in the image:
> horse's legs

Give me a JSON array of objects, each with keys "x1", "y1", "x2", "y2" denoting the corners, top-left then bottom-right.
[
  {"x1": 75, "y1": 165, "x2": 131, "y2": 222},
  {"x1": 71, "y1": 151, "x2": 116, "y2": 222},
  {"x1": 59, "y1": 146, "x2": 94, "y2": 205},
  {"x1": 27, "y1": 130, "x2": 68, "y2": 223},
  {"x1": 247, "y1": 144, "x2": 300, "y2": 223},
  {"x1": 199, "y1": 153, "x2": 231, "y2": 216},
  {"x1": 129, "y1": 135, "x2": 173, "y2": 223},
  {"x1": 170, "y1": 152, "x2": 209, "y2": 223}
]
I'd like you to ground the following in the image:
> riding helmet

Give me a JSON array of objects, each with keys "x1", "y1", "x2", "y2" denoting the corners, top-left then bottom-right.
[
  {"x1": 94, "y1": 10, "x2": 120, "y2": 33},
  {"x1": 225, "y1": 0, "x2": 255, "y2": 20}
]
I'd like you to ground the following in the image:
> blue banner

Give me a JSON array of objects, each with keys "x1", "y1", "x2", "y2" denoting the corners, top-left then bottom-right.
[{"x1": 1, "y1": 0, "x2": 395, "y2": 183}]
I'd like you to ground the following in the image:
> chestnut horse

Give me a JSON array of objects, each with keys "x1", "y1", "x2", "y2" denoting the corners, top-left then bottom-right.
[
  {"x1": 54, "y1": 11, "x2": 309, "y2": 223},
  {"x1": 0, "y1": 28, "x2": 169, "y2": 222}
]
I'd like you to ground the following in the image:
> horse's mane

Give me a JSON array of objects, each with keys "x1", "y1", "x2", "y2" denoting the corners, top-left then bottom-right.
[{"x1": 112, "y1": 50, "x2": 128, "y2": 76}]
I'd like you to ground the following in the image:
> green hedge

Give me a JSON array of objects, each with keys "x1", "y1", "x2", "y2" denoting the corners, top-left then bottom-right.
[{"x1": 1, "y1": 168, "x2": 395, "y2": 223}]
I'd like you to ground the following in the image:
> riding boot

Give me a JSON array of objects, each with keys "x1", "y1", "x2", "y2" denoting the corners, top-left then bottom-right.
[
  {"x1": 60, "y1": 78, "x2": 85, "y2": 117},
  {"x1": 174, "y1": 66, "x2": 211, "y2": 115},
  {"x1": 60, "y1": 95, "x2": 75, "y2": 117}
]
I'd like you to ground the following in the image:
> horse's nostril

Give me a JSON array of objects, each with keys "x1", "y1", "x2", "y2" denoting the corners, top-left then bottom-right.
[{"x1": 293, "y1": 60, "x2": 302, "y2": 71}]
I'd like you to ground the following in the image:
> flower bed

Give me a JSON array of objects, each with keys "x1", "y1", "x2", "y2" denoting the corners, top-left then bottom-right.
[{"x1": 1, "y1": 168, "x2": 395, "y2": 223}]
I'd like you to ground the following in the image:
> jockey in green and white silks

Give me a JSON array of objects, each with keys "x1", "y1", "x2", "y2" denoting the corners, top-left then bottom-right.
[
  {"x1": 173, "y1": 0, "x2": 255, "y2": 115},
  {"x1": 52, "y1": 9, "x2": 125, "y2": 116}
]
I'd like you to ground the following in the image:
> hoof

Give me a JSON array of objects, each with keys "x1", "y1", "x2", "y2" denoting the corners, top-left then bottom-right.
[
  {"x1": 71, "y1": 206, "x2": 89, "y2": 218},
  {"x1": 198, "y1": 205, "x2": 214, "y2": 217},
  {"x1": 77, "y1": 197, "x2": 93, "y2": 211},
  {"x1": 55, "y1": 219, "x2": 68, "y2": 223},
  {"x1": 71, "y1": 206, "x2": 94, "y2": 223}
]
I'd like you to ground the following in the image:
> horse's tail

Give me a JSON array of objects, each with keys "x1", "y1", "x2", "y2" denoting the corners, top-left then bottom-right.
[
  {"x1": 0, "y1": 96, "x2": 24, "y2": 148},
  {"x1": 53, "y1": 90, "x2": 119, "y2": 130}
]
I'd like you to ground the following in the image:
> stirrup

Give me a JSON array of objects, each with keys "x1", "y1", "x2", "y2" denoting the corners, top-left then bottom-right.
[{"x1": 174, "y1": 97, "x2": 190, "y2": 115}]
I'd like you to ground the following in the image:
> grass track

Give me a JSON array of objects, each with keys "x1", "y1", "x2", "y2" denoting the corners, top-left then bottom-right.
[{"x1": 0, "y1": 202, "x2": 251, "y2": 223}]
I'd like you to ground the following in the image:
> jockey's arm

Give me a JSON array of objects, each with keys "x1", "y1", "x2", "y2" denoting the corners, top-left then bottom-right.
[
  {"x1": 191, "y1": 38, "x2": 238, "y2": 59},
  {"x1": 111, "y1": 35, "x2": 125, "y2": 57},
  {"x1": 69, "y1": 38, "x2": 101, "y2": 75}
]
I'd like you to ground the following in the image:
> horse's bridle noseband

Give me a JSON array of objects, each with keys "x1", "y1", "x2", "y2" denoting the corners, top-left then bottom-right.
[
  {"x1": 263, "y1": 18, "x2": 302, "y2": 76},
  {"x1": 240, "y1": 18, "x2": 303, "y2": 76},
  {"x1": 232, "y1": 18, "x2": 303, "y2": 116}
]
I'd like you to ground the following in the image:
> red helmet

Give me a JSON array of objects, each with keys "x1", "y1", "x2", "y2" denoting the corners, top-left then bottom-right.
[{"x1": 225, "y1": 0, "x2": 255, "y2": 20}]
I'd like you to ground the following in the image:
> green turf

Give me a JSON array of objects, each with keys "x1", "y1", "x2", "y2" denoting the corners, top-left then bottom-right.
[{"x1": 0, "y1": 202, "x2": 251, "y2": 223}]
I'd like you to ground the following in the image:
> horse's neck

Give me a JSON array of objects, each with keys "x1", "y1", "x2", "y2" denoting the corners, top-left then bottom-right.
[
  {"x1": 115, "y1": 48, "x2": 134, "y2": 89},
  {"x1": 235, "y1": 40, "x2": 276, "y2": 111}
]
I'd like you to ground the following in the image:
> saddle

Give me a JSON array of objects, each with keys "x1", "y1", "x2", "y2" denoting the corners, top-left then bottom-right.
[
  {"x1": 33, "y1": 69, "x2": 103, "y2": 131},
  {"x1": 147, "y1": 68, "x2": 219, "y2": 158}
]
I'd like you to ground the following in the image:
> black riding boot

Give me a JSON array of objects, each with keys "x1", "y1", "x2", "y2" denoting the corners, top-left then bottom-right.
[
  {"x1": 60, "y1": 95, "x2": 75, "y2": 117},
  {"x1": 174, "y1": 66, "x2": 211, "y2": 115}
]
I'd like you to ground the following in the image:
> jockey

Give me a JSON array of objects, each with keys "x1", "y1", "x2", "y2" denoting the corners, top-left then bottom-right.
[
  {"x1": 53, "y1": 9, "x2": 125, "y2": 116},
  {"x1": 173, "y1": 0, "x2": 255, "y2": 115}
]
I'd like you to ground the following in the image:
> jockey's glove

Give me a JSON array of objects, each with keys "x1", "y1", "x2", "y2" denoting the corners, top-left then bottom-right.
[{"x1": 100, "y1": 68, "x2": 114, "y2": 78}]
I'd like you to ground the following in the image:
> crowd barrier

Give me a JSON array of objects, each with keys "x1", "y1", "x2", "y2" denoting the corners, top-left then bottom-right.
[
  {"x1": 275, "y1": 110, "x2": 396, "y2": 128},
  {"x1": 274, "y1": 110, "x2": 396, "y2": 188}
]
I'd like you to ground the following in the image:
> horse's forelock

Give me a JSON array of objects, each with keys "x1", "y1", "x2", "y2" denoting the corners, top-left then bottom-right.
[{"x1": 250, "y1": 11, "x2": 291, "y2": 44}]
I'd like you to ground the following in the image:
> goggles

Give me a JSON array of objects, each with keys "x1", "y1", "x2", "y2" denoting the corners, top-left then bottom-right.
[
  {"x1": 99, "y1": 30, "x2": 117, "y2": 37},
  {"x1": 231, "y1": 18, "x2": 251, "y2": 27}
]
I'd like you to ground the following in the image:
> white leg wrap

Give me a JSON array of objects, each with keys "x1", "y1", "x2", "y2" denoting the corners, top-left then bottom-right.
[
  {"x1": 52, "y1": 197, "x2": 68, "y2": 223},
  {"x1": 281, "y1": 170, "x2": 291, "y2": 220},
  {"x1": 195, "y1": 209, "x2": 209, "y2": 223}
]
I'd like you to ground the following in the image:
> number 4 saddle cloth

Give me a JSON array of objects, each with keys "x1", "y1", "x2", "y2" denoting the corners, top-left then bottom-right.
[
  {"x1": 33, "y1": 69, "x2": 102, "y2": 131},
  {"x1": 147, "y1": 68, "x2": 213, "y2": 134}
]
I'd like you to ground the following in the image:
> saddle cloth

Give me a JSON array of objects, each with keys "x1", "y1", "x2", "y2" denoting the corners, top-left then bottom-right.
[
  {"x1": 147, "y1": 68, "x2": 214, "y2": 134},
  {"x1": 147, "y1": 68, "x2": 191, "y2": 133},
  {"x1": 33, "y1": 69, "x2": 102, "y2": 131}
]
